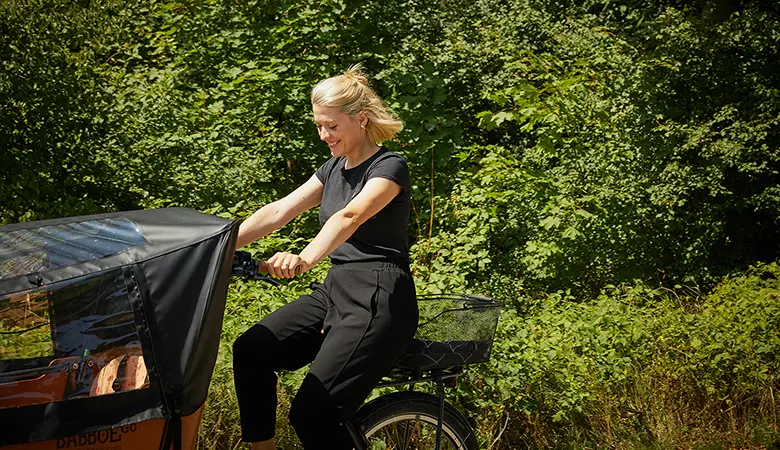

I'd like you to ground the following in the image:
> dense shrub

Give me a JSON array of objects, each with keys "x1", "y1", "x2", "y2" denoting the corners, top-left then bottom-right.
[
  {"x1": 453, "y1": 262, "x2": 780, "y2": 448},
  {"x1": 403, "y1": 0, "x2": 780, "y2": 295},
  {"x1": 3, "y1": 0, "x2": 779, "y2": 448},
  {"x1": 3, "y1": 0, "x2": 778, "y2": 293}
]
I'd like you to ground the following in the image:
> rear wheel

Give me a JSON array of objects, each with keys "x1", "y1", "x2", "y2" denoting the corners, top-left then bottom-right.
[{"x1": 355, "y1": 392, "x2": 478, "y2": 450}]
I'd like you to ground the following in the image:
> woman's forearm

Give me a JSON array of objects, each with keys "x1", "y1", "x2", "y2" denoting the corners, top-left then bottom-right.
[
  {"x1": 236, "y1": 201, "x2": 289, "y2": 249},
  {"x1": 299, "y1": 210, "x2": 361, "y2": 268},
  {"x1": 264, "y1": 178, "x2": 400, "y2": 278},
  {"x1": 236, "y1": 174, "x2": 325, "y2": 251}
]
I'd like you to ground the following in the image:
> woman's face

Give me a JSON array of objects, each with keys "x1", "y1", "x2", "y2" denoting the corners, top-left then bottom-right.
[{"x1": 312, "y1": 104, "x2": 365, "y2": 158}]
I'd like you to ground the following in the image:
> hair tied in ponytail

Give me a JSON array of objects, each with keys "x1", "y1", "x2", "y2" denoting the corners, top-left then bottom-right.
[
  {"x1": 312, "y1": 63, "x2": 403, "y2": 144},
  {"x1": 344, "y1": 64, "x2": 369, "y2": 86}
]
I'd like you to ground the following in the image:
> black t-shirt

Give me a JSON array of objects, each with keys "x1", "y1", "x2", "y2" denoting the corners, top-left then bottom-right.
[{"x1": 315, "y1": 147, "x2": 411, "y2": 263}]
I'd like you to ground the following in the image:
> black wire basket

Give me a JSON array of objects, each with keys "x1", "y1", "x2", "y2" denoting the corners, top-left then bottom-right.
[{"x1": 394, "y1": 294, "x2": 501, "y2": 371}]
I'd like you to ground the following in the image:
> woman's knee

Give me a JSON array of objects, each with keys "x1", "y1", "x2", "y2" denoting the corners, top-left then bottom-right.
[
  {"x1": 289, "y1": 374, "x2": 343, "y2": 439},
  {"x1": 233, "y1": 324, "x2": 277, "y2": 366}
]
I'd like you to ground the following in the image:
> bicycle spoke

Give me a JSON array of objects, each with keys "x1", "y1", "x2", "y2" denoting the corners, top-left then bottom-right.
[
  {"x1": 401, "y1": 418, "x2": 412, "y2": 450},
  {"x1": 369, "y1": 417, "x2": 461, "y2": 450}
]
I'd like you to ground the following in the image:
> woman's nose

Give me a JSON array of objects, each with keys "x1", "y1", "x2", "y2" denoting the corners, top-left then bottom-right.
[{"x1": 318, "y1": 128, "x2": 329, "y2": 140}]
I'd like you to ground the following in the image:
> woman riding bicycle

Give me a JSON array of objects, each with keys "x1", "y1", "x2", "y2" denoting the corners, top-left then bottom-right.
[{"x1": 232, "y1": 65, "x2": 419, "y2": 450}]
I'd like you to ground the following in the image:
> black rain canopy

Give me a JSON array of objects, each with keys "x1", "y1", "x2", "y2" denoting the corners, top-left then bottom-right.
[{"x1": 0, "y1": 208, "x2": 239, "y2": 446}]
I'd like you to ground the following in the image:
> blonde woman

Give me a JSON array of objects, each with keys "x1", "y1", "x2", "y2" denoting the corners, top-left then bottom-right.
[{"x1": 232, "y1": 66, "x2": 418, "y2": 450}]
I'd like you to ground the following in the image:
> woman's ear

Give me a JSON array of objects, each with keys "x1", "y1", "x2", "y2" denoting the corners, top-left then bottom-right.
[{"x1": 358, "y1": 111, "x2": 368, "y2": 128}]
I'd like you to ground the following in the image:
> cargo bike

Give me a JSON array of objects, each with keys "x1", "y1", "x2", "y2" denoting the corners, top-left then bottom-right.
[{"x1": 0, "y1": 208, "x2": 500, "y2": 449}]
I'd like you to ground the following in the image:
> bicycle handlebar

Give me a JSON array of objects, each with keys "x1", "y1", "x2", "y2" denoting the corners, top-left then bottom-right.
[{"x1": 232, "y1": 250, "x2": 281, "y2": 287}]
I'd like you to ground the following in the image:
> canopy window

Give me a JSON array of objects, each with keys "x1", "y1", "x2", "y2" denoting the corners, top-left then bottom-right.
[{"x1": 0, "y1": 217, "x2": 149, "y2": 281}]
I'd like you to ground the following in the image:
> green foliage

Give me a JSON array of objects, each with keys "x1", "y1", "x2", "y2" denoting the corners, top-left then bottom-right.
[
  {"x1": 453, "y1": 262, "x2": 780, "y2": 449},
  {"x1": 0, "y1": 0, "x2": 137, "y2": 222},
  {"x1": 4, "y1": 0, "x2": 778, "y2": 294},
  {"x1": 0, "y1": 325, "x2": 51, "y2": 360},
  {"x1": 3, "y1": 0, "x2": 780, "y2": 448},
  {"x1": 412, "y1": 0, "x2": 780, "y2": 296},
  {"x1": 665, "y1": 264, "x2": 780, "y2": 399},
  {"x1": 0, "y1": 290, "x2": 51, "y2": 358}
]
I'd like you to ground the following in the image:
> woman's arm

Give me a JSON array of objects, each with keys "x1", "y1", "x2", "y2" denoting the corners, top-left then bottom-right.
[
  {"x1": 235, "y1": 174, "x2": 324, "y2": 250},
  {"x1": 265, "y1": 177, "x2": 401, "y2": 278}
]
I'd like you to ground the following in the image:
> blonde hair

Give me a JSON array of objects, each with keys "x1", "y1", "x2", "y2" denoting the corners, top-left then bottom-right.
[{"x1": 311, "y1": 64, "x2": 403, "y2": 145}]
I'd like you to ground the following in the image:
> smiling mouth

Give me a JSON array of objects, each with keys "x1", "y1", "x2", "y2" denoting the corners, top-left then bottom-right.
[{"x1": 327, "y1": 141, "x2": 340, "y2": 149}]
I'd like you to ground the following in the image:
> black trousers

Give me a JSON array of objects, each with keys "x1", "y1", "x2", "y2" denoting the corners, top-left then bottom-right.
[{"x1": 232, "y1": 261, "x2": 418, "y2": 449}]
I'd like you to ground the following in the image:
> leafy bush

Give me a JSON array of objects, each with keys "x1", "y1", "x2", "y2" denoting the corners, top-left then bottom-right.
[
  {"x1": 413, "y1": 0, "x2": 780, "y2": 295},
  {"x1": 452, "y1": 262, "x2": 780, "y2": 449},
  {"x1": 3, "y1": 0, "x2": 780, "y2": 448}
]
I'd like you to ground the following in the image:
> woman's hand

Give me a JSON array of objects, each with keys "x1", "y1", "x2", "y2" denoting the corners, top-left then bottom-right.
[{"x1": 265, "y1": 252, "x2": 311, "y2": 279}]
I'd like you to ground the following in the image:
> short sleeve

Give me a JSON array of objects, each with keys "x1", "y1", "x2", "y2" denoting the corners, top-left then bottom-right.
[
  {"x1": 316, "y1": 157, "x2": 339, "y2": 184},
  {"x1": 367, "y1": 153, "x2": 411, "y2": 195}
]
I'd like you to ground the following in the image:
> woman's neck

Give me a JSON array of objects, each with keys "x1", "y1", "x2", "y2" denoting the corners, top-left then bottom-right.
[{"x1": 345, "y1": 142, "x2": 381, "y2": 169}]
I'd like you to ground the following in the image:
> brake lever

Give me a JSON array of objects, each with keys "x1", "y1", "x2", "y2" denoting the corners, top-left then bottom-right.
[{"x1": 252, "y1": 273, "x2": 281, "y2": 287}]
